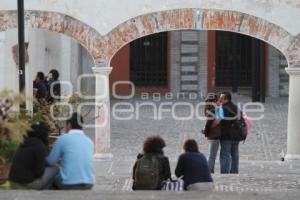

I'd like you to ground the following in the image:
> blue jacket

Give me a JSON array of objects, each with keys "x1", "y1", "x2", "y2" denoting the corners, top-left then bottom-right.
[
  {"x1": 47, "y1": 129, "x2": 95, "y2": 185},
  {"x1": 175, "y1": 152, "x2": 213, "y2": 188}
]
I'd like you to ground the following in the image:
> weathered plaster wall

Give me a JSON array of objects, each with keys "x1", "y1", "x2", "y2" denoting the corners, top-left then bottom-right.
[
  {"x1": 0, "y1": 28, "x2": 94, "y2": 97},
  {"x1": 0, "y1": 1, "x2": 300, "y2": 66},
  {"x1": 0, "y1": 32, "x2": 5, "y2": 91},
  {"x1": 2, "y1": 0, "x2": 300, "y2": 35}
]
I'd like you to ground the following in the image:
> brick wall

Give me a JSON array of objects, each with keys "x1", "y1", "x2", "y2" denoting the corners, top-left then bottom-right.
[
  {"x1": 268, "y1": 45, "x2": 289, "y2": 97},
  {"x1": 268, "y1": 45, "x2": 281, "y2": 97},
  {"x1": 279, "y1": 54, "x2": 289, "y2": 97}
]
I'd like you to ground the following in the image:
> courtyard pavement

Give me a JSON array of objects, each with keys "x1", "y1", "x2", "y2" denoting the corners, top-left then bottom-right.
[
  {"x1": 2, "y1": 95, "x2": 300, "y2": 199},
  {"x1": 88, "y1": 95, "x2": 298, "y2": 193}
]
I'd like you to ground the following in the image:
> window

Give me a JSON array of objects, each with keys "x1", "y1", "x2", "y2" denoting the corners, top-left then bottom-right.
[{"x1": 130, "y1": 32, "x2": 168, "y2": 87}]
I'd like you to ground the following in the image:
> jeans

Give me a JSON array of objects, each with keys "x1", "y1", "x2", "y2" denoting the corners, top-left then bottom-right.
[
  {"x1": 220, "y1": 140, "x2": 239, "y2": 174},
  {"x1": 54, "y1": 173, "x2": 93, "y2": 190},
  {"x1": 207, "y1": 140, "x2": 220, "y2": 173},
  {"x1": 29, "y1": 166, "x2": 59, "y2": 190}
]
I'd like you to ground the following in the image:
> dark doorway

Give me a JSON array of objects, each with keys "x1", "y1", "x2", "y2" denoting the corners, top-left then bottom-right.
[
  {"x1": 130, "y1": 32, "x2": 168, "y2": 87},
  {"x1": 215, "y1": 31, "x2": 266, "y2": 102}
]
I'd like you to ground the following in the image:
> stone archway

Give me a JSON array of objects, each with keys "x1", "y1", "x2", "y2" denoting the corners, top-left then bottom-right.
[
  {"x1": 102, "y1": 9, "x2": 300, "y2": 66},
  {"x1": 92, "y1": 8, "x2": 300, "y2": 160},
  {"x1": 0, "y1": 10, "x2": 109, "y2": 157},
  {"x1": 2, "y1": 8, "x2": 299, "y2": 160},
  {"x1": 0, "y1": 10, "x2": 105, "y2": 65}
]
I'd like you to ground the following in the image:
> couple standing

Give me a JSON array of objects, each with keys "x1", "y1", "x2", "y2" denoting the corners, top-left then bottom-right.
[{"x1": 203, "y1": 92, "x2": 240, "y2": 174}]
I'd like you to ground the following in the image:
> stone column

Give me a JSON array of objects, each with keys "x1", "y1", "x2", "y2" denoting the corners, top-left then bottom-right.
[
  {"x1": 92, "y1": 66, "x2": 113, "y2": 160},
  {"x1": 285, "y1": 67, "x2": 300, "y2": 160},
  {"x1": 0, "y1": 32, "x2": 5, "y2": 91}
]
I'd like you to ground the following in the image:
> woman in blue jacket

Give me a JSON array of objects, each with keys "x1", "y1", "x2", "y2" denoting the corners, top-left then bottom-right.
[{"x1": 175, "y1": 139, "x2": 213, "y2": 190}]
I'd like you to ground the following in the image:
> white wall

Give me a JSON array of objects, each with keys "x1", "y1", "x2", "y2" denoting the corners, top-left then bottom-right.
[
  {"x1": 0, "y1": 32, "x2": 6, "y2": 91},
  {"x1": 1, "y1": 28, "x2": 94, "y2": 98},
  {"x1": 4, "y1": 29, "x2": 19, "y2": 93},
  {"x1": 1, "y1": 0, "x2": 300, "y2": 36}
]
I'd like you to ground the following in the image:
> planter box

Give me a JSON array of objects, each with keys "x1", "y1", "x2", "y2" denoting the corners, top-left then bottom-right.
[{"x1": 0, "y1": 163, "x2": 11, "y2": 185}]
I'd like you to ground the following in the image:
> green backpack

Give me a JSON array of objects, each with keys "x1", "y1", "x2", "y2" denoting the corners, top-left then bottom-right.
[{"x1": 134, "y1": 154, "x2": 160, "y2": 190}]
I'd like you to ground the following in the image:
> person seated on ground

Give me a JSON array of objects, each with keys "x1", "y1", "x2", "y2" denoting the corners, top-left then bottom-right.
[
  {"x1": 132, "y1": 135, "x2": 171, "y2": 190},
  {"x1": 175, "y1": 139, "x2": 213, "y2": 191},
  {"x1": 47, "y1": 112, "x2": 95, "y2": 190},
  {"x1": 8, "y1": 122, "x2": 59, "y2": 190}
]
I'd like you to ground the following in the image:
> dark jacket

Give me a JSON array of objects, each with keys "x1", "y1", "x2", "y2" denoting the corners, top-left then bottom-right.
[
  {"x1": 204, "y1": 114, "x2": 220, "y2": 140},
  {"x1": 45, "y1": 79, "x2": 61, "y2": 103},
  {"x1": 175, "y1": 152, "x2": 213, "y2": 189},
  {"x1": 220, "y1": 102, "x2": 239, "y2": 140},
  {"x1": 9, "y1": 137, "x2": 48, "y2": 184},
  {"x1": 33, "y1": 81, "x2": 47, "y2": 100},
  {"x1": 132, "y1": 153, "x2": 171, "y2": 190}
]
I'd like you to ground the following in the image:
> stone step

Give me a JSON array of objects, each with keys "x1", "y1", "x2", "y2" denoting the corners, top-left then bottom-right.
[
  {"x1": 181, "y1": 84, "x2": 198, "y2": 91},
  {"x1": 96, "y1": 171, "x2": 300, "y2": 192},
  {"x1": 181, "y1": 65, "x2": 196, "y2": 72},
  {"x1": 181, "y1": 44, "x2": 198, "y2": 53},
  {"x1": 2, "y1": 189, "x2": 300, "y2": 200},
  {"x1": 181, "y1": 56, "x2": 198, "y2": 63},
  {"x1": 181, "y1": 52, "x2": 199, "y2": 57},
  {"x1": 180, "y1": 71, "x2": 198, "y2": 76},
  {"x1": 181, "y1": 31, "x2": 199, "y2": 41},
  {"x1": 181, "y1": 61, "x2": 198, "y2": 66},
  {"x1": 181, "y1": 41, "x2": 199, "y2": 45},
  {"x1": 181, "y1": 75, "x2": 198, "y2": 81}
]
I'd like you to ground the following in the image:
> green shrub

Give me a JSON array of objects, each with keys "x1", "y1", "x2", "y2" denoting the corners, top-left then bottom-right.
[{"x1": 0, "y1": 140, "x2": 19, "y2": 164}]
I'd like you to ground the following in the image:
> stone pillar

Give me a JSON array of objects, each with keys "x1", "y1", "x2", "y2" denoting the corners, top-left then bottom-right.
[
  {"x1": 92, "y1": 66, "x2": 113, "y2": 160},
  {"x1": 0, "y1": 32, "x2": 5, "y2": 91},
  {"x1": 285, "y1": 67, "x2": 300, "y2": 160}
]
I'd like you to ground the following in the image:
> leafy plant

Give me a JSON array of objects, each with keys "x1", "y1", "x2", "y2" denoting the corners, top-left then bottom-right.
[
  {"x1": 0, "y1": 140, "x2": 19, "y2": 164},
  {"x1": 0, "y1": 90, "x2": 31, "y2": 164}
]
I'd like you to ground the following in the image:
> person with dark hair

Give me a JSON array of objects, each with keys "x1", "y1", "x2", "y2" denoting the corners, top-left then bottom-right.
[
  {"x1": 132, "y1": 135, "x2": 171, "y2": 190},
  {"x1": 9, "y1": 122, "x2": 59, "y2": 189},
  {"x1": 218, "y1": 92, "x2": 240, "y2": 174},
  {"x1": 175, "y1": 139, "x2": 213, "y2": 191},
  {"x1": 202, "y1": 93, "x2": 223, "y2": 173},
  {"x1": 47, "y1": 112, "x2": 95, "y2": 190},
  {"x1": 33, "y1": 72, "x2": 47, "y2": 102},
  {"x1": 45, "y1": 69, "x2": 61, "y2": 103}
]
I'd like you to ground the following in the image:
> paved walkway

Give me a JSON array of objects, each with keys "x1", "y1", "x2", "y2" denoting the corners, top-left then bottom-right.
[
  {"x1": 110, "y1": 96, "x2": 288, "y2": 161},
  {"x1": 2, "y1": 95, "x2": 298, "y2": 199},
  {"x1": 90, "y1": 95, "x2": 294, "y2": 193},
  {"x1": 1, "y1": 190, "x2": 300, "y2": 200}
]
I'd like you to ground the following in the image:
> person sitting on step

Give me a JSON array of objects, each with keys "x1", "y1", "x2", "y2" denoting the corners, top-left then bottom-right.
[
  {"x1": 132, "y1": 135, "x2": 171, "y2": 190},
  {"x1": 47, "y1": 112, "x2": 95, "y2": 190},
  {"x1": 8, "y1": 122, "x2": 59, "y2": 190},
  {"x1": 175, "y1": 139, "x2": 213, "y2": 191}
]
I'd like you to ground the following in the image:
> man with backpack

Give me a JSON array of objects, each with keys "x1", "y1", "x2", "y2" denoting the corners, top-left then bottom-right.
[
  {"x1": 132, "y1": 135, "x2": 171, "y2": 190},
  {"x1": 219, "y1": 92, "x2": 247, "y2": 174}
]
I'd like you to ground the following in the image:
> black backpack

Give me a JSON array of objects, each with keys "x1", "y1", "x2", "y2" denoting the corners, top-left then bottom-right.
[
  {"x1": 134, "y1": 154, "x2": 160, "y2": 190},
  {"x1": 227, "y1": 107, "x2": 248, "y2": 142}
]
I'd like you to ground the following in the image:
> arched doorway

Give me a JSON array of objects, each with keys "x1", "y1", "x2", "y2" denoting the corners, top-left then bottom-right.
[
  {"x1": 109, "y1": 29, "x2": 289, "y2": 162},
  {"x1": 92, "y1": 8, "x2": 300, "y2": 161},
  {"x1": 0, "y1": 10, "x2": 105, "y2": 155},
  {"x1": 0, "y1": 10, "x2": 103, "y2": 65}
]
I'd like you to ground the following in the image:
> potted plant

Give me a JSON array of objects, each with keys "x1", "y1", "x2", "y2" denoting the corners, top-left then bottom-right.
[
  {"x1": 0, "y1": 90, "x2": 31, "y2": 184},
  {"x1": 0, "y1": 141, "x2": 19, "y2": 184}
]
